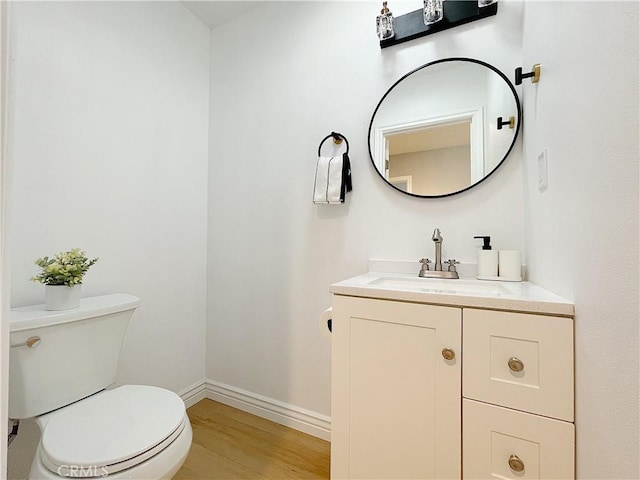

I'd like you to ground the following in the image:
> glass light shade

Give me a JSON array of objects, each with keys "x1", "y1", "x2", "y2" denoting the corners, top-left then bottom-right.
[
  {"x1": 424, "y1": 0, "x2": 444, "y2": 25},
  {"x1": 376, "y1": 11, "x2": 395, "y2": 40}
]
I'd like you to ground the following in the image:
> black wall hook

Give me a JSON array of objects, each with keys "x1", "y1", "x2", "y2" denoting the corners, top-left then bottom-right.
[
  {"x1": 515, "y1": 64, "x2": 541, "y2": 85},
  {"x1": 318, "y1": 132, "x2": 350, "y2": 156},
  {"x1": 497, "y1": 116, "x2": 515, "y2": 130}
]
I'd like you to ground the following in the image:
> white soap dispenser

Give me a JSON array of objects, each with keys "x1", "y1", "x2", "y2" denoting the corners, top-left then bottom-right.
[{"x1": 474, "y1": 236, "x2": 498, "y2": 280}]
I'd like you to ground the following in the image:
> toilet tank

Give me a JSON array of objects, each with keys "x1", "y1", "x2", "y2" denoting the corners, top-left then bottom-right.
[{"x1": 9, "y1": 293, "x2": 140, "y2": 419}]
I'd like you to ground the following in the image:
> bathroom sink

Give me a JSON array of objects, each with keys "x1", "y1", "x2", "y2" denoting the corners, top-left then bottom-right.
[{"x1": 366, "y1": 275, "x2": 512, "y2": 296}]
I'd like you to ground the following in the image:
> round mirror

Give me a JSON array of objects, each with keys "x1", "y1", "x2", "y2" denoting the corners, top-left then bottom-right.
[{"x1": 368, "y1": 58, "x2": 521, "y2": 198}]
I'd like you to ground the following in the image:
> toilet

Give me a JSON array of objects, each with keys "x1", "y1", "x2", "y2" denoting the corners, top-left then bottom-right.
[{"x1": 9, "y1": 293, "x2": 192, "y2": 479}]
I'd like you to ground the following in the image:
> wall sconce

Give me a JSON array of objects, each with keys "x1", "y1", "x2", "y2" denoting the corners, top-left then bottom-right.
[
  {"x1": 423, "y1": 0, "x2": 444, "y2": 26},
  {"x1": 377, "y1": 0, "x2": 498, "y2": 49}
]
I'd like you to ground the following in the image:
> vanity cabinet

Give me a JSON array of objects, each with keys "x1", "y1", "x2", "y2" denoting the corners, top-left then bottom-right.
[{"x1": 330, "y1": 274, "x2": 575, "y2": 480}]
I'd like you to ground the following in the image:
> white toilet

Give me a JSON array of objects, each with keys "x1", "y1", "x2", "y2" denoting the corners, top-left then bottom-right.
[{"x1": 9, "y1": 294, "x2": 192, "y2": 479}]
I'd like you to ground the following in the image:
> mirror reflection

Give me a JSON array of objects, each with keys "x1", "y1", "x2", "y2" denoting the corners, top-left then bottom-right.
[{"x1": 368, "y1": 58, "x2": 520, "y2": 197}]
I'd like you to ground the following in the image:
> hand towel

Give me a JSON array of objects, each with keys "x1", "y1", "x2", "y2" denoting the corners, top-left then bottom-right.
[
  {"x1": 313, "y1": 153, "x2": 352, "y2": 204},
  {"x1": 313, "y1": 155, "x2": 341, "y2": 204}
]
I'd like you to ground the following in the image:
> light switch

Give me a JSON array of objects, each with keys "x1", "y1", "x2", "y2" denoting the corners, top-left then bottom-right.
[{"x1": 538, "y1": 149, "x2": 548, "y2": 192}]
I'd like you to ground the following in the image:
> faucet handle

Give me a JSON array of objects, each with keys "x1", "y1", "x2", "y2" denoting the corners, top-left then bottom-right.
[
  {"x1": 419, "y1": 258, "x2": 432, "y2": 277},
  {"x1": 445, "y1": 259, "x2": 460, "y2": 272}
]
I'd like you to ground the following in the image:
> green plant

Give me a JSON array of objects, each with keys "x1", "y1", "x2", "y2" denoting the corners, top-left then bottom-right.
[{"x1": 30, "y1": 248, "x2": 98, "y2": 286}]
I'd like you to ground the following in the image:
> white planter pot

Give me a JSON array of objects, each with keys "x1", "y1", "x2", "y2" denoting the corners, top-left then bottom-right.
[{"x1": 45, "y1": 284, "x2": 82, "y2": 311}]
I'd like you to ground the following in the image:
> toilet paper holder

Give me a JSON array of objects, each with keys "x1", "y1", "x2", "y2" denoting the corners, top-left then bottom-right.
[{"x1": 319, "y1": 307, "x2": 333, "y2": 338}]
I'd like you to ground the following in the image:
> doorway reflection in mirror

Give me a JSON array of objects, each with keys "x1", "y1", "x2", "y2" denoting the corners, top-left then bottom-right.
[{"x1": 386, "y1": 118, "x2": 477, "y2": 196}]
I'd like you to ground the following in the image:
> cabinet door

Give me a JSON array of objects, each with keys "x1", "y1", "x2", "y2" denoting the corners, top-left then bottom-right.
[
  {"x1": 463, "y1": 308, "x2": 574, "y2": 422},
  {"x1": 331, "y1": 296, "x2": 461, "y2": 479},
  {"x1": 463, "y1": 399, "x2": 575, "y2": 479}
]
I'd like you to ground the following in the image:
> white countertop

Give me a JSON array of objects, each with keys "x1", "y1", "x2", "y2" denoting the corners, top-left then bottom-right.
[{"x1": 330, "y1": 272, "x2": 574, "y2": 317}]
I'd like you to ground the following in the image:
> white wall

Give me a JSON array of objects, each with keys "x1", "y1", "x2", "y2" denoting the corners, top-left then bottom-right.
[
  {"x1": 207, "y1": 1, "x2": 525, "y2": 419},
  {"x1": 522, "y1": 2, "x2": 639, "y2": 478},
  {"x1": 6, "y1": 2, "x2": 210, "y2": 394}
]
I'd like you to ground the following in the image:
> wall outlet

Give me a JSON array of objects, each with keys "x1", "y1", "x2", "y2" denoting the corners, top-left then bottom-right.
[{"x1": 538, "y1": 149, "x2": 548, "y2": 192}]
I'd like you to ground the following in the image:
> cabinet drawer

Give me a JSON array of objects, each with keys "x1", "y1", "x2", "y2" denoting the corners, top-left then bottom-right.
[
  {"x1": 463, "y1": 308, "x2": 573, "y2": 421},
  {"x1": 463, "y1": 399, "x2": 575, "y2": 480}
]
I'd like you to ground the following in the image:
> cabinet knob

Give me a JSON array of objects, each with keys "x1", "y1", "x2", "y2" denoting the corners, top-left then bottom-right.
[
  {"x1": 508, "y1": 356, "x2": 524, "y2": 372},
  {"x1": 441, "y1": 348, "x2": 456, "y2": 361},
  {"x1": 508, "y1": 454, "x2": 525, "y2": 472}
]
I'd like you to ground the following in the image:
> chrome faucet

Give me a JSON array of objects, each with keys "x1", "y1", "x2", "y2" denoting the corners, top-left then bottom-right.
[
  {"x1": 432, "y1": 228, "x2": 443, "y2": 271},
  {"x1": 419, "y1": 228, "x2": 459, "y2": 279}
]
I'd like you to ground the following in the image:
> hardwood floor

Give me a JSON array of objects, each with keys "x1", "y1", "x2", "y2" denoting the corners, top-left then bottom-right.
[{"x1": 175, "y1": 399, "x2": 330, "y2": 479}]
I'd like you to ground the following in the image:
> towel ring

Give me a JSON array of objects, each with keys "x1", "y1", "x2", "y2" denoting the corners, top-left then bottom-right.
[{"x1": 318, "y1": 132, "x2": 350, "y2": 157}]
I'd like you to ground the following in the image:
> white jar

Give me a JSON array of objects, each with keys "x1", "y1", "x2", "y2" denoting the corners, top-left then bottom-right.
[{"x1": 499, "y1": 250, "x2": 522, "y2": 281}]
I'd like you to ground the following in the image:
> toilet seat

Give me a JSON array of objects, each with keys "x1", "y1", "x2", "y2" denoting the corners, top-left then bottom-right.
[{"x1": 38, "y1": 385, "x2": 186, "y2": 478}]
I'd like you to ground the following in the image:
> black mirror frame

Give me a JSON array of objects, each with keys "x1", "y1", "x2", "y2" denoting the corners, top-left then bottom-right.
[{"x1": 368, "y1": 57, "x2": 522, "y2": 198}]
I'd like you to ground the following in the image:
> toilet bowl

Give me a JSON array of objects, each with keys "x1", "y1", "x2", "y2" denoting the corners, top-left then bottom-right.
[{"x1": 9, "y1": 294, "x2": 192, "y2": 479}]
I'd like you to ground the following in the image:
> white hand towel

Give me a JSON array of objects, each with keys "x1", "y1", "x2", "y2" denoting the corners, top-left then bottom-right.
[
  {"x1": 313, "y1": 155, "x2": 344, "y2": 204},
  {"x1": 313, "y1": 156, "x2": 330, "y2": 204}
]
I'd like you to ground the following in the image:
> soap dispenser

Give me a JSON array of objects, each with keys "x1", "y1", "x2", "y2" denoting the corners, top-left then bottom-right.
[{"x1": 474, "y1": 236, "x2": 498, "y2": 279}]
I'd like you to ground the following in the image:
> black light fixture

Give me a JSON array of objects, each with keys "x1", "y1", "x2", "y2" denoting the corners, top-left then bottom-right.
[{"x1": 378, "y1": 0, "x2": 498, "y2": 49}]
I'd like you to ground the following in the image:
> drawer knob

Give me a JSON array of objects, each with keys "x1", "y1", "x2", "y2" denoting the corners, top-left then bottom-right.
[
  {"x1": 508, "y1": 454, "x2": 525, "y2": 472},
  {"x1": 508, "y1": 357, "x2": 524, "y2": 372},
  {"x1": 441, "y1": 348, "x2": 456, "y2": 361}
]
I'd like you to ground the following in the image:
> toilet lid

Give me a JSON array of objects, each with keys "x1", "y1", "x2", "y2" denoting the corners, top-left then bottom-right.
[{"x1": 40, "y1": 385, "x2": 186, "y2": 477}]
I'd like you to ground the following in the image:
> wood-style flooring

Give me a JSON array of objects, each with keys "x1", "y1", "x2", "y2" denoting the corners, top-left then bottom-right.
[{"x1": 174, "y1": 399, "x2": 330, "y2": 479}]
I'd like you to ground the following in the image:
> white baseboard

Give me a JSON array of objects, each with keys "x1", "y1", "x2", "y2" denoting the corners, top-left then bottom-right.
[
  {"x1": 178, "y1": 380, "x2": 208, "y2": 409},
  {"x1": 199, "y1": 379, "x2": 331, "y2": 442}
]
